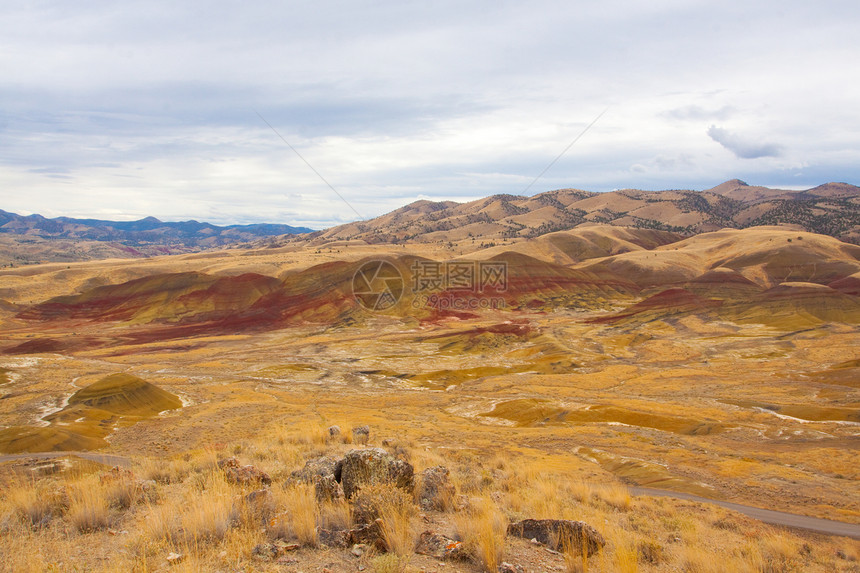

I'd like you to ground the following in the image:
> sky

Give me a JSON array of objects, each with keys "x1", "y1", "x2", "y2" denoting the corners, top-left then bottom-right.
[{"x1": 2, "y1": 1, "x2": 859, "y2": 229}]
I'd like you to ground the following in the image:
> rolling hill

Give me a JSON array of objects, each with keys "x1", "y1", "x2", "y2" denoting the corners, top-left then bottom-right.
[{"x1": 281, "y1": 180, "x2": 860, "y2": 246}]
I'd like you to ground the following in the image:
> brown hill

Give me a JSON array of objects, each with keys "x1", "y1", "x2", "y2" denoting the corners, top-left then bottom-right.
[
  {"x1": 280, "y1": 180, "x2": 860, "y2": 246},
  {"x1": 577, "y1": 227, "x2": 860, "y2": 289},
  {"x1": 467, "y1": 226, "x2": 683, "y2": 265}
]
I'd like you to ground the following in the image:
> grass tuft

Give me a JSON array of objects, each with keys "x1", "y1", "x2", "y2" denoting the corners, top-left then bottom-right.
[{"x1": 455, "y1": 496, "x2": 507, "y2": 573}]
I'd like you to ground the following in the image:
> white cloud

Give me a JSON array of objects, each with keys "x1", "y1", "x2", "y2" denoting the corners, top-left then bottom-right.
[{"x1": 1, "y1": 0, "x2": 859, "y2": 227}]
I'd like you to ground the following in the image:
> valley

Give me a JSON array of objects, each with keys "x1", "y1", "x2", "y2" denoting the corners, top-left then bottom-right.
[{"x1": 1, "y1": 222, "x2": 858, "y2": 571}]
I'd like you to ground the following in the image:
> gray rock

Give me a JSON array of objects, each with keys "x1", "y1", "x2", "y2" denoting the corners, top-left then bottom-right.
[
  {"x1": 217, "y1": 457, "x2": 272, "y2": 486},
  {"x1": 414, "y1": 531, "x2": 467, "y2": 560},
  {"x1": 339, "y1": 448, "x2": 414, "y2": 499},
  {"x1": 352, "y1": 425, "x2": 370, "y2": 445},
  {"x1": 347, "y1": 519, "x2": 386, "y2": 551},
  {"x1": 290, "y1": 456, "x2": 340, "y2": 483},
  {"x1": 507, "y1": 519, "x2": 605, "y2": 556},
  {"x1": 318, "y1": 528, "x2": 349, "y2": 548},
  {"x1": 417, "y1": 466, "x2": 455, "y2": 511},
  {"x1": 314, "y1": 474, "x2": 344, "y2": 502}
]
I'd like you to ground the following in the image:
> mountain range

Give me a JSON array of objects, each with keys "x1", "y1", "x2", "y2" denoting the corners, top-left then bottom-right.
[
  {"x1": 0, "y1": 211, "x2": 313, "y2": 264},
  {"x1": 292, "y1": 180, "x2": 860, "y2": 245}
]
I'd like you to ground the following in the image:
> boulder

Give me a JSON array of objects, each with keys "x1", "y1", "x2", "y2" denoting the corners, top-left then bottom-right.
[
  {"x1": 417, "y1": 466, "x2": 455, "y2": 511},
  {"x1": 243, "y1": 488, "x2": 274, "y2": 520},
  {"x1": 507, "y1": 519, "x2": 605, "y2": 556},
  {"x1": 328, "y1": 425, "x2": 342, "y2": 439},
  {"x1": 290, "y1": 456, "x2": 340, "y2": 483},
  {"x1": 339, "y1": 448, "x2": 414, "y2": 499},
  {"x1": 314, "y1": 474, "x2": 344, "y2": 502},
  {"x1": 318, "y1": 527, "x2": 349, "y2": 548},
  {"x1": 347, "y1": 518, "x2": 386, "y2": 551},
  {"x1": 498, "y1": 562, "x2": 524, "y2": 573},
  {"x1": 352, "y1": 425, "x2": 370, "y2": 445},
  {"x1": 218, "y1": 457, "x2": 272, "y2": 486},
  {"x1": 415, "y1": 531, "x2": 466, "y2": 560}
]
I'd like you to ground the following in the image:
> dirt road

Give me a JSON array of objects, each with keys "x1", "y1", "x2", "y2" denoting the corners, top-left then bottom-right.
[
  {"x1": 0, "y1": 451, "x2": 132, "y2": 469},
  {"x1": 633, "y1": 486, "x2": 860, "y2": 539}
]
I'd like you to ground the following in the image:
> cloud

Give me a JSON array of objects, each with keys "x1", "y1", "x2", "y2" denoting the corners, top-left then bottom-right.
[
  {"x1": 707, "y1": 125, "x2": 784, "y2": 159},
  {"x1": 0, "y1": 1, "x2": 858, "y2": 226},
  {"x1": 663, "y1": 105, "x2": 735, "y2": 121}
]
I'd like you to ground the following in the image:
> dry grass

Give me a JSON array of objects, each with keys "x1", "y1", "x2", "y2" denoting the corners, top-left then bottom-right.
[
  {"x1": 271, "y1": 482, "x2": 318, "y2": 546},
  {"x1": 455, "y1": 496, "x2": 508, "y2": 573},
  {"x1": 140, "y1": 456, "x2": 192, "y2": 484},
  {"x1": 594, "y1": 482, "x2": 632, "y2": 510},
  {"x1": 67, "y1": 476, "x2": 111, "y2": 532},
  {"x1": 177, "y1": 470, "x2": 237, "y2": 543},
  {"x1": 378, "y1": 491, "x2": 416, "y2": 556},
  {"x1": 4, "y1": 478, "x2": 64, "y2": 528},
  {"x1": 370, "y1": 553, "x2": 410, "y2": 573},
  {"x1": 319, "y1": 498, "x2": 351, "y2": 530}
]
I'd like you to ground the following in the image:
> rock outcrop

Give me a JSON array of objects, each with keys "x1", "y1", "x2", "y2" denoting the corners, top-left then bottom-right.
[
  {"x1": 507, "y1": 518, "x2": 605, "y2": 556},
  {"x1": 338, "y1": 448, "x2": 414, "y2": 499}
]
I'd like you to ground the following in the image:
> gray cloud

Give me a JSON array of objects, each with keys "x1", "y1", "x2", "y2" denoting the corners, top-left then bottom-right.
[
  {"x1": 707, "y1": 125, "x2": 784, "y2": 159},
  {"x1": 0, "y1": 1, "x2": 858, "y2": 226},
  {"x1": 663, "y1": 105, "x2": 735, "y2": 121}
]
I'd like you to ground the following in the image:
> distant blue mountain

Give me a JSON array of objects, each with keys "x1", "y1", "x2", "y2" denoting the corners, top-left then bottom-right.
[{"x1": 0, "y1": 209, "x2": 313, "y2": 247}]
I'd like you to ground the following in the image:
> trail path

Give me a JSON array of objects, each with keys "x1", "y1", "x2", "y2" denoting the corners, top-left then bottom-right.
[{"x1": 633, "y1": 486, "x2": 860, "y2": 539}]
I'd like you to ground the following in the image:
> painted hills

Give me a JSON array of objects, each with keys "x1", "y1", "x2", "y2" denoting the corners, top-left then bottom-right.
[
  {"x1": 4, "y1": 225, "x2": 860, "y2": 355},
  {"x1": 289, "y1": 180, "x2": 860, "y2": 245}
]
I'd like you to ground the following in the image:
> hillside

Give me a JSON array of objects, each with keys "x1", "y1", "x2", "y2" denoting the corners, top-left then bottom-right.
[{"x1": 282, "y1": 180, "x2": 860, "y2": 246}]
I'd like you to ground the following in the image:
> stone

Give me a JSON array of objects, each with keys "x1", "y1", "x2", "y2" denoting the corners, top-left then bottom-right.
[
  {"x1": 254, "y1": 540, "x2": 301, "y2": 560},
  {"x1": 351, "y1": 543, "x2": 368, "y2": 557},
  {"x1": 244, "y1": 488, "x2": 271, "y2": 508},
  {"x1": 415, "y1": 531, "x2": 467, "y2": 560},
  {"x1": 417, "y1": 466, "x2": 455, "y2": 511},
  {"x1": 318, "y1": 527, "x2": 349, "y2": 548},
  {"x1": 166, "y1": 552, "x2": 185, "y2": 565},
  {"x1": 314, "y1": 474, "x2": 344, "y2": 502},
  {"x1": 217, "y1": 457, "x2": 272, "y2": 486},
  {"x1": 347, "y1": 519, "x2": 386, "y2": 551},
  {"x1": 275, "y1": 540, "x2": 301, "y2": 552},
  {"x1": 507, "y1": 519, "x2": 605, "y2": 556},
  {"x1": 338, "y1": 448, "x2": 414, "y2": 499},
  {"x1": 328, "y1": 425, "x2": 342, "y2": 439},
  {"x1": 290, "y1": 456, "x2": 340, "y2": 483},
  {"x1": 497, "y1": 562, "x2": 523, "y2": 573},
  {"x1": 99, "y1": 466, "x2": 135, "y2": 484},
  {"x1": 253, "y1": 543, "x2": 278, "y2": 560},
  {"x1": 352, "y1": 425, "x2": 371, "y2": 445}
]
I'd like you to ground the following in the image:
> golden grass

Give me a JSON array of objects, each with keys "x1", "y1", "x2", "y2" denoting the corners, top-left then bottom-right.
[
  {"x1": 455, "y1": 496, "x2": 508, "y2": 573},
  {"x1": 271, "y1": 482, "x2": 318, "y2": 546},
  {"x1": 370, "y1": 553, "x2": 410, "y2": 573},
  {"x1": 67, "y1": 476, "x2": 111, "y2": 532},
  {"x1": 594, "y1": 482, "x2": 632, "y2": 510},
  {"x1": 319, "y1": 497, "x2": 351, "y2": 530},
  {"x1": 5, "y1": 478, "x2": 63, "y2": 528},
  {"x1": 377, "y1": 489, "x2": 416, "y2": 556},
  {"x1": 176, "y1": 470, "x2": 236, "y2": 543}
]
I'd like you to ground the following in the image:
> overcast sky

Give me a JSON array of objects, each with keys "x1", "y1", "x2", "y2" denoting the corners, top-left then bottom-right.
[{"x1": 2, "y1": 1, "x2": 859, "y2": 228}]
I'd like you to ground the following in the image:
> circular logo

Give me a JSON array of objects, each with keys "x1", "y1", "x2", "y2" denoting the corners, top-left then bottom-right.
[{"x1": 352, "y1": 260, "x2": 405, "y2": 311}]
